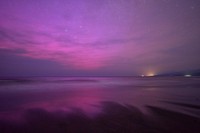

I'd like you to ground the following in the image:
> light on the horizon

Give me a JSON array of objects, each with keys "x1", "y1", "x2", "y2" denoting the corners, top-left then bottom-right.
[
  {"x1": 184, "y1": 74, "x2": 192, "y2": 77},
  {"x1": 146, "y1": 73, "x2": 155, "y2": 77}
]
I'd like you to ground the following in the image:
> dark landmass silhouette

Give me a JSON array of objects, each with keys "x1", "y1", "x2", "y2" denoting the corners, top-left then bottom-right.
[
  {"x1": 0, "y1": 101, "x2": 200, "y2": 133},
  {"x1": 156, "y1": 69, "x2": 200, "y2": 77}
]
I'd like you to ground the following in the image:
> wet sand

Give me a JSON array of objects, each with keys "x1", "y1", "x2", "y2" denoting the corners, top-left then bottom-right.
[
  {"x1": 0, "y1": 77, "x2": 200, "y2": 133},
  {"x1": 0, "y1": 101, "x2": 200, "y2": 133}
]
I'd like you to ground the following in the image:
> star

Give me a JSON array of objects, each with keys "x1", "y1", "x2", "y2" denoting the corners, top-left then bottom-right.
[{"x1": 190, "y1": 6, "x2": 195, "y2": 10}]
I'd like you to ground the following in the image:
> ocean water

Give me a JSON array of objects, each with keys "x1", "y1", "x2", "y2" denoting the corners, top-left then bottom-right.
[
  {"x1": 0, "y1": 77, "x2": 200, "y2": 133},
  {"x1": 0, "y1": 77, "x2": 200, "y2": 119}
]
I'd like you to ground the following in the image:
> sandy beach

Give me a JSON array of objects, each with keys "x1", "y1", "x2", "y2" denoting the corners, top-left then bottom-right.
[{"x1": 0, "y1": 77, "x2": 200, "y2": 133}]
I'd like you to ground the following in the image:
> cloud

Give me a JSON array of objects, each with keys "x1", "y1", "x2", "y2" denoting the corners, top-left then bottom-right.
[
  {"x1": 0, "y1": 0, "x2": 200, "y2": 75},
  {"x1": 0, "y1": 25, "x2": 124, "y2": 70}
]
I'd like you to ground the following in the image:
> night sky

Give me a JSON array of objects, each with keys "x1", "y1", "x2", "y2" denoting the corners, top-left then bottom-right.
[{"x1": 0, "y1": 0, "x2": 200, "y2": 76}]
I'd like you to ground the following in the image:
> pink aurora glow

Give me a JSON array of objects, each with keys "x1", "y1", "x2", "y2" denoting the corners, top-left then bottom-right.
[{"x1": 0, "y1": 0, "x2": 200, "y2": 75}]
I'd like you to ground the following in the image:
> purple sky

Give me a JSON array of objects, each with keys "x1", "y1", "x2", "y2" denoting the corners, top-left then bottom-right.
[{"x1": 0, "y1": 0, "x2": 200, "y2": 76}]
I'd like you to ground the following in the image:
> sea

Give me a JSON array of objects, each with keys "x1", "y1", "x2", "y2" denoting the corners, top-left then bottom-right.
[{"x1": 0, "y1": 77, "x2": 200, "y2": 132}]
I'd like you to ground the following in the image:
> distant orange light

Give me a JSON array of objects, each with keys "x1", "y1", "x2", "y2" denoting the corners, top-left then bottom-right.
[{"x1": 146, "y1": 73, "x2": 155, "y2": 77}]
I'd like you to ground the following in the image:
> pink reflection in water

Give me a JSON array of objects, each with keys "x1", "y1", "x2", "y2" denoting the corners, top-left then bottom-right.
[
  {"x1": 21, "y1": 87, "x2": 103, "y2": 116},
  {"x1": 0, "y1": 77, "x2": 200, "y2": 121}
]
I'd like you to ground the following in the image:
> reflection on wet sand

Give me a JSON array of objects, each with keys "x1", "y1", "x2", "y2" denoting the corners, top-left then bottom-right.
[
  {"x1": 0, "y1": 77, "x2": 200, "y2": 132},
  {"x1": 0, "y1": 101, "x2": 200, "y2": 133}
]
